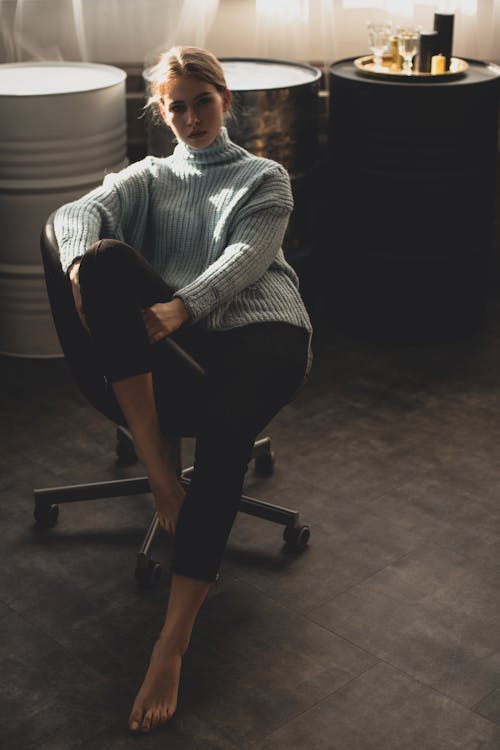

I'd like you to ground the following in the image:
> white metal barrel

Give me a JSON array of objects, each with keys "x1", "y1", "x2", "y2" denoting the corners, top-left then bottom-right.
[{"x1": 0, "y1": 61, "x2": 128, "y2": 357}]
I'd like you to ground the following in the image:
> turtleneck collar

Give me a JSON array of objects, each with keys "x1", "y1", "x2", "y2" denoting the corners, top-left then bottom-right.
[{"x1": 173, "y1": 127, "x2": 243, "y2": 166}]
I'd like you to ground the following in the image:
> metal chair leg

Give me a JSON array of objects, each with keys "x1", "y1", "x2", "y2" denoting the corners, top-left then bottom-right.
[{"x1": 33, "y1": 435, "x2": 310, "y2": 587}]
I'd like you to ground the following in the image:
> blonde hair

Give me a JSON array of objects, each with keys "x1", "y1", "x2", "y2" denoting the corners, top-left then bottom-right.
[{"x1": 145, "y1": 45, "x2": 229, "y2": 118}]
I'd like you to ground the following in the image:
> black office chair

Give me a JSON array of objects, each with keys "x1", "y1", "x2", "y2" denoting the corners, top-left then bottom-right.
[{"x1": 33, "y1": 211, "x2": 310, "y2": 586}]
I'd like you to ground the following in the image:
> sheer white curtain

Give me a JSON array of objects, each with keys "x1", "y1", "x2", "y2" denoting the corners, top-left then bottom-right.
[
  {"x1": 88, "y1": 0, "x2": 219, "y2": 66},
  {"x1": 255, "y1": 0, "x2": 500, "y2": 65},
  {"x1": 0, "y1": 0, "x2": 91, "y2": 61},
  {"x1": 142, "y1": 0, "x2": 220, "y2": 66},
  {"x1": 0, "y1": 0, "x2": 221, "y2": 65},
  {"x1": 1, "y1": 0, "x2": 498, "y2": 66}
]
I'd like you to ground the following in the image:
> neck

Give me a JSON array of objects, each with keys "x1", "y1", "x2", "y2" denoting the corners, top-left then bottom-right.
[{"x1": 174, "y1": 127, "x2": 242, "y2": 166}]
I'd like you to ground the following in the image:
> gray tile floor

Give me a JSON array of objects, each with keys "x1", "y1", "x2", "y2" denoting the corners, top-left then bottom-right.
[{"x1": 2, "y1": 290, "x2": 500, "y2": 749}]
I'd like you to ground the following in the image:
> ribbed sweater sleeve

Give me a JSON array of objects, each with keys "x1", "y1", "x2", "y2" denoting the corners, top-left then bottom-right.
[
  {"x1": 54, "y1": 158, "x2": 153, "y2": 272},
  {"x1": 174, "y1": 164, "x2": 292, "y2": 321}
]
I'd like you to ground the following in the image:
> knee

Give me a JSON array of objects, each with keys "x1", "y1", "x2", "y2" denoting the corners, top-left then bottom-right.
[
  {"x1": 204, "y1": 396, "x2": 283, "y2": 445},
  {"x1": 79, "y1": 239, "x2": 134, "y2": 285},
  {"x1": 195, "y1": 417, "x2": 256, "y2": 473}
]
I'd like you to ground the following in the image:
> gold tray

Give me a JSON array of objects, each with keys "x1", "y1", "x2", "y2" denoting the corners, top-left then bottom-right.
[{"x1": 354, "y1": 55, "x2": 469, "y2": 82}]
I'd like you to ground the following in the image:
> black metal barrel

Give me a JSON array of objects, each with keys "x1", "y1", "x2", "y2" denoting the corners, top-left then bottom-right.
[{"x1": 327, "y1": 57, "x2": 500, "y2": 340}]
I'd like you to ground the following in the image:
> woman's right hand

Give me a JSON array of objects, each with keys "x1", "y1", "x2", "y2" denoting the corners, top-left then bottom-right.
[{"x1": 68, "y1": 261, "x2": 88, "y2": 331}]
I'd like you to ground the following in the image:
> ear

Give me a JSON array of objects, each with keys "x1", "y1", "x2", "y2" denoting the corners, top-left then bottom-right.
[{"x1": 222, "y1": 89, "x2": 232, "y2": 112}]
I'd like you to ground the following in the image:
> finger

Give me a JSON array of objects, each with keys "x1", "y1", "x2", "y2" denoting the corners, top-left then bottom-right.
[
  {"x1": 143, "y1": 319, "x2": 161, "y2": 339},
  {"x1": 144, "y1": 304, "x2": 162, "y2": 317},
  {"x1": 151, "y1": 330, "x2": 167, "y2": 343},
  {"x1": 145, "y1": 319, "x2": 165, "y2": 339},
  {"x1": 160, "y1": 515, "x2": 173, "y2": 535},
  {"x1": 142, "y1": 310, "x2": 157, "y2": 327}
]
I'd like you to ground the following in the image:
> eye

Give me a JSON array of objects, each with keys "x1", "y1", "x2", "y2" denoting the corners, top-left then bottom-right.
[{"x1": 169, "y1": 103, "x2": 185, "y2": 113}]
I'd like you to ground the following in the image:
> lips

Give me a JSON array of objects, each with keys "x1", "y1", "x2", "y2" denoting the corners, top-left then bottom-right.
[{"x1": 189, "y1": 131, "x2": 207, "y2": 139}]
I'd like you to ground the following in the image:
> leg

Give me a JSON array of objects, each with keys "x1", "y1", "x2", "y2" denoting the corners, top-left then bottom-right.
[
  {"x1": 172, "y1": 323, "x2": 310, "y2": 581},
  {"x1": 112, "y1": 373, "x2": 184, "y2": 535},
  {"x1": 78, "y1": 239, "x2": 199, "y2": 533},
  {"x1": 76, "y1": 240, "x2": 214, "y2": 733},
  {"x1": 128, "y1": 574, "x2": 210, "y2": 732},
  {"x1": 128, "y1": 324, "x2": 308, "y2": 733}
]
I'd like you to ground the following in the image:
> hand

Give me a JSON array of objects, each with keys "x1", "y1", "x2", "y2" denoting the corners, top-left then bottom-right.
[
  {"x1": 142, "y1": 298, "x2": 189, "y2": 343},
  {"x1": 68, "y1": 261, "x2": 88, "y2": 331}
]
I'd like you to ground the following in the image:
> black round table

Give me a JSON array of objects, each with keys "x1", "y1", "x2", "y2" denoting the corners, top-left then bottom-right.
[{"x1": 327, "y1": 57, "x2": 500, "y2": 340}]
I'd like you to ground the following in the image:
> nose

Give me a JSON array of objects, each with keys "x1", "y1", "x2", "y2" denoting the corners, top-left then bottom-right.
[{"x1": 187, "y1": 107, "x2": 200, "y2": 125}]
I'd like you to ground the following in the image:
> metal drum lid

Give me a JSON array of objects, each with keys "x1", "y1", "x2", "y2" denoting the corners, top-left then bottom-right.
[
  {"x1": 0, "y1": 61, "x2": 126, "y2": 96},
  {"x1": 221, "y1": 58, "x2": 321, "y2": 91}
]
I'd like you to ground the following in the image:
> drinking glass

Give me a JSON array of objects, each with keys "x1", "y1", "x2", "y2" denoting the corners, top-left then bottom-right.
[
  {"x1": 397, "y1": 26, "x2": 421, "y2": 75},
  {"x1": 366, "y1": 21, "x2": 393, "y2": 69}
]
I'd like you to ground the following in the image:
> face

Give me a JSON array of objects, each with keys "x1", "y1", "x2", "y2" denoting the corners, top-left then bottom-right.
[{"x1": 159, "y1": 75, "x2": 231, "y2": 149}]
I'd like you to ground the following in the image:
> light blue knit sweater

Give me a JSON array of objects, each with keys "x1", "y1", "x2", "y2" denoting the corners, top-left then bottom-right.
[{"x1": 55, "y1": 127, "x2": 312, "y2": 359}]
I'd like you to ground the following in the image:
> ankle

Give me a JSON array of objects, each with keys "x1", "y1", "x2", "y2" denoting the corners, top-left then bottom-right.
[
  {"x1": 141, "y1": 445, "x2": 179, "y2": 479},
  {"x1": 157, "y1": 630, "x2": 189, "y2": 656}
]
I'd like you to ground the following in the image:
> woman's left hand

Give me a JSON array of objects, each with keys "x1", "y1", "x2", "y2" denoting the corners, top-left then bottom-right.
[{"x1": 142, "y1": 298, "x2": 189, "y2": 343}]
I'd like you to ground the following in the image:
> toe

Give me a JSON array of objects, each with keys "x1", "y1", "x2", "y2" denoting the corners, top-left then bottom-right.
[
  {"x1": 150, "y1": 708, "x2": 162, "y2": 730},
  {"x1": 141, "y1": 710, "x2": 154, "y2": 732},
  {"x1": 160, "y1": 515, "x2": 172, "y2": 534},
  {"x1": 128, "y1": 707, "x2": 143, "y2": 733},
  {"x1": 158, "y1": 707, "x2": 170, "y2": 726}
]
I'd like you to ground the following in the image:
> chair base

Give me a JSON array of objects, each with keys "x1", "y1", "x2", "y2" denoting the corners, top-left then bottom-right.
[{"x1": 33, "y1": 434, "x2": 310, "y2": 586}]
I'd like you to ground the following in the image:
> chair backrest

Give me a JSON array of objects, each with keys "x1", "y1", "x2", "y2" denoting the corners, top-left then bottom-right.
[{"x1": 40, "y1": 212, "x2": 121, "y2": 423}]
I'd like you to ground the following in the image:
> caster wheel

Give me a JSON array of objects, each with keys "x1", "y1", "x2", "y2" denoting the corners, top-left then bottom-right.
[
  {"x1": 254, "y1": 450, "x2": 275, "y2": 478},
  {"x1": 115, "y1": 430, "x2": 137, "y2": 466},
  {"x1": 283, "y1": 524, "x2": 310, "y2": 549},
  {"x1": 34, "y1": 503, "x2": 59, "y2": 529},
  {"x1": 135, "y1": 559, "x2": 162, "y2": 588}
]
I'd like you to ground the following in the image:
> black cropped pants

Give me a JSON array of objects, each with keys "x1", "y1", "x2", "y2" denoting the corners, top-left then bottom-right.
[{"x1": 77, "y1": 239, "x2": 309, "y2": 582}]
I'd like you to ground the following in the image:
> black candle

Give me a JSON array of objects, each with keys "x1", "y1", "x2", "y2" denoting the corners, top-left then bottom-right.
[
  {"x1": 416, "y1": 30, "x2": 438, "y2": 73},
  {"x1": 433, "y1": 12, "x2": 454, "y2": 70}
]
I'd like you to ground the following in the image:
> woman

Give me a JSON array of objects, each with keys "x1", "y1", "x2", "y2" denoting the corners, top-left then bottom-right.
[{"x1": 54, "y1": 45, "x2": 312, "y2": 734}]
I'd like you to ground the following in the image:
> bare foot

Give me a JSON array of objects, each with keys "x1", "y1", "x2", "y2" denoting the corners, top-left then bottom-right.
[
  {"x1": 137, "y1": 437, "x2": 185, "y2": 534},
  {"x1": 149, "y1": 473, "x2": 185, "y2": 535},
  {"x1": 128, "y1": 636, "x2": 183, "y2": 733}
]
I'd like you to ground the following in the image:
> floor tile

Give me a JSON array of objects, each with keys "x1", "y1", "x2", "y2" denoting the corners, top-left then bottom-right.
[
  {"x1": 474, "y1": 688, "x2": 500, "y2": 726},
  {"x1": 253, "y1": 662, "x2": 500, "y2": 750},
  {"x1": 309, "y1": 544, "x2": 500, "y2": 707},
  {"x1": 0, "y1": 612, "x2": 122, "y2": 750}
]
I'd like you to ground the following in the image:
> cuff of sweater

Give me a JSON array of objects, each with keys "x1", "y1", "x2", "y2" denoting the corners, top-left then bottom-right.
[
  {"x1": 59, "y1": 243, "x2": 86, "y2": 273},
  {"x1": 174, "y1": 287, "x2": 221, "y2": 324}
]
